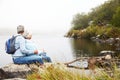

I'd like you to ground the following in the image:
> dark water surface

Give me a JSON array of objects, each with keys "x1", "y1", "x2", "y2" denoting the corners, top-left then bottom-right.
[{"x1": 70, "y1": 39, "x2": 117, "y2": 57}]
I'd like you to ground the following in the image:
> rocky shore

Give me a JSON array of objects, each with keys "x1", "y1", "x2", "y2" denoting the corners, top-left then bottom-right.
[
  {"x1": 0, "y1": 63, "x2": 38, "y2": 80},
  {"x1": 91, "y1": 36, "x2": 120, "y2": 50},
  {"x1": 1, "y1": 58, "x2": 120, "y2": 80},
  {"x1": 65, "y1": 32, "x2": 120, "y2": 51}
]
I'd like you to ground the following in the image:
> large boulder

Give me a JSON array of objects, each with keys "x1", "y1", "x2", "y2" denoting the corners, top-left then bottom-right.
[
  {"x1": 0, "y1": 68, "x2": 7, "y2": 79},
  {"x1": 0, "y1": 63, "x2": 35, "y2": 80}
]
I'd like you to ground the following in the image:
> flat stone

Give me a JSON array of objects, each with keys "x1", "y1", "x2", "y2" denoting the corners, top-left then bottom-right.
[{"x1": 0, "y1": 63, "x2": 33, "y2": 79}]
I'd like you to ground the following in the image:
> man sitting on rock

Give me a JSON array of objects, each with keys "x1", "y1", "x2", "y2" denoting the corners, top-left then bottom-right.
[{"x1": 12, "y1": 25, "x2": 44, "y2": 65}]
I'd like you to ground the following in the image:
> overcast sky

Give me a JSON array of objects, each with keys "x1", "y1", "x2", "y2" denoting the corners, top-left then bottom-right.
[{"x1": 0, "y1": 0, "x2": 108, "y2": 35}]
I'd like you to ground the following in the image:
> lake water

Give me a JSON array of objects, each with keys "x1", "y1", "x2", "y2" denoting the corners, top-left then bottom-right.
[
  {"x1": 0, "y1": 34, "x2": 117, "y2": 67},
  {"x1": 0, "y1": 34, "x2": 74, "y2": 67}
]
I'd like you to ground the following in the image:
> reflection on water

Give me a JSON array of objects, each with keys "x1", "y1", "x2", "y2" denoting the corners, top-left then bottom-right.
[{"x1": 70, "y1": 38, "x2": 117, "y2": 58}]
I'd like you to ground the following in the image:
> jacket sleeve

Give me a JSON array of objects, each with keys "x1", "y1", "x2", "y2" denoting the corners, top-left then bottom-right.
[{"x1": 18, "y1": 36, "x2": 35, "y2": 55}]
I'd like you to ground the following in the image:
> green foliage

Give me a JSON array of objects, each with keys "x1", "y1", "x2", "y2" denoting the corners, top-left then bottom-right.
[
  {"x1": 72, "y1": 13, "x2": 89, "y2": 30},
  {"x1": 105, "y1": 27, "x2": 120, "y2": 37},
  {"x1": 89, "y1": 0, "x2": 119, "y2": 25},
  {"x1": 27, "y1": 63, "x2": 120, "y2": 80},
  {"x1": 71, "y1": 0, "x2": 120, "y2": 31},
  {"x1": 68, "y1": 26, "x2": 120, "y2": 39},
  {"x1": 27, "y1": 73, "x2": 41, "y2": 80},
  {"x1": 27, "y1": 64, "x2": 89, "y2": 80},
  {"x1": 112, "y1": 7, "x2": 120, "y2": 27}
]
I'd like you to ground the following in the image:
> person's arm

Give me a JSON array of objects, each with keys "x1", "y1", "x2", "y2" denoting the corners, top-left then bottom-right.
[{"x1": 18, "y1": 36, "x2": 38, "y2": 55}]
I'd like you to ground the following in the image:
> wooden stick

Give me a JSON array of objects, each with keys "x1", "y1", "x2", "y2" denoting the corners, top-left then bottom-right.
[{"x1": 64, "y1": 58, "x2": 88, "y2": 65}]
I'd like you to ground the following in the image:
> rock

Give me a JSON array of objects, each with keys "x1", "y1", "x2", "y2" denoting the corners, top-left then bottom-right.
[
  {"x1": 106, "y1": 38, "x2": 115, "y2": 44},
  {"x1": 0, "y1": 68, "x2": 7, "y2": 79},
  {"x1": 99, "y1": 50, "x2": 115, "y2": 57},
  {"x1": 0, "y1": 63, "x2": 34, "y2": 79},
  {"x1": 105, "y1": 54, "x2": 112, "y2": 60},
  {"x1": 90, "y1": 37, "x2": 96, "y2": 41},
  {"x1": 3, "y1": 78, "x2": 26, "y2": 80}
]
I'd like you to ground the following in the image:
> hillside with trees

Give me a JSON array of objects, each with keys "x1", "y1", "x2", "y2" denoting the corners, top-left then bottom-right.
[{"x1": 67, "y1": 0, "x2": 120, "y2": 39}]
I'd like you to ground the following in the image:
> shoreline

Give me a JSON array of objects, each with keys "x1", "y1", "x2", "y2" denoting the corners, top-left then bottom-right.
[{"x1": 1, "y1": 61, "x2": 120, "y2": 80}]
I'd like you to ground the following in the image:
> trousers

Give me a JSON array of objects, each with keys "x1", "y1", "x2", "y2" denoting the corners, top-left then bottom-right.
[{"x1": 13, "y1": 55, "x2": 44, "y2": 64}]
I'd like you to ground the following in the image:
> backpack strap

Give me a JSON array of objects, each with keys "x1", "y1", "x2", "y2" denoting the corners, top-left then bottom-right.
[{"x1": 13, "y1": 35, "x2": 22, "y2": 50}]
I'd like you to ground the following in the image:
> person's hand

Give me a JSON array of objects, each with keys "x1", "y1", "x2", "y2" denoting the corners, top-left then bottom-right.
[{"x1": 34, "y1": 50, "x2": 38, "y2": 54}]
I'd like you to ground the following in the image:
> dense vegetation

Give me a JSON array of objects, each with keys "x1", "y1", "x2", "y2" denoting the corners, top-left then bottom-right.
[
  {"x1": 27, "y1": 63, "x2": 120, "y2": 80},
  {"x1": 68, "y1": 0, "x2": 120, "y2": 39}
]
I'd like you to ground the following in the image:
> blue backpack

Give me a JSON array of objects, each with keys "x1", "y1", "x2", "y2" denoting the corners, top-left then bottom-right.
[{"x1": 5, "y1": 35, "x2": 19, "y2": 54}]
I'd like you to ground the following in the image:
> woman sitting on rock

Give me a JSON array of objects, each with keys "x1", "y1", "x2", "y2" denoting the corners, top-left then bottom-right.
[{"x1": 23, "y1": 31, "x2": 52, "y2": 63}]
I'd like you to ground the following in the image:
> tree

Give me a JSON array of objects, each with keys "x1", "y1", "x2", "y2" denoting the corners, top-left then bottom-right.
[
  {"x1": 112, "y1": 7, "x2": 120, "y2": 27},
  {"x1": 72, "y1": 13, "x2": 89, "y2": 30},
  {"x1": 71, "y1": 0, "x2": 120, "y2": 30}
]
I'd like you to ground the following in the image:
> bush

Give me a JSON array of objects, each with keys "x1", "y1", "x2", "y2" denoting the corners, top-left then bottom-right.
[
  {"x1": 67, "y1": 26, "x2": 120, "y2": 39},
  {"x1": 27, "y1": 63, "x2": 120, "y2": 80},
  {"x1": 27, "y1": 64, "x2": 89, "y2": 80}
]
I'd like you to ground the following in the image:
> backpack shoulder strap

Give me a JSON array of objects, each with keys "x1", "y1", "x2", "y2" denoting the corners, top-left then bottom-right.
[
  {"x1": 14, "y1": 35, "x2": 21, "y2": 38},
  {"x1": 13, "y1": 35, "x2": 23, "y2": 40}
]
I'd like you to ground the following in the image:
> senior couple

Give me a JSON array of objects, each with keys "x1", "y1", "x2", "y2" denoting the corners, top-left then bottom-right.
[{"x1": 12, "y1": 25, "x2": 52, "y2": 65}]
